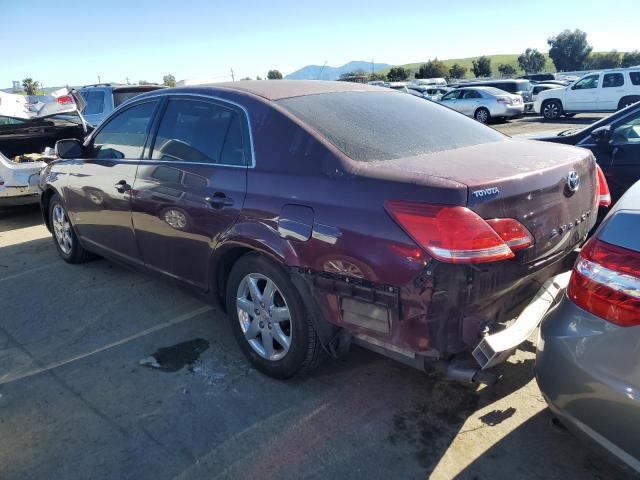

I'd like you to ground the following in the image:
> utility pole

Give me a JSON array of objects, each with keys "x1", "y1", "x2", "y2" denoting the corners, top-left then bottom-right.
[
  {"x1": 126, "y1": 76, "x2": 130, "y2": 85},
  {"x1": 98, "y1": 75, "x2": 101, "y2": 84},
  {"x1": 318, "y1": 61, "x2": 327, "y2": 80},
  {"x1": 371, "y1": 59, "x2": 374, "y2": 76},
  {"x1": 230, "y1": 68, "x2": 235, "y2": 81}
]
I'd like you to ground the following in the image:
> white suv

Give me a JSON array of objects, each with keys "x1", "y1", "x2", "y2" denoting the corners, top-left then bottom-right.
[{"x1": 534, "y1": 67, "x2": 640, "y2": 120}]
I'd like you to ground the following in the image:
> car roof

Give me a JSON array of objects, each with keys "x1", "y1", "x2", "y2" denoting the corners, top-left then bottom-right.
[{"x1": 173, "y1": 80, "x2": 386, "y2": 101}]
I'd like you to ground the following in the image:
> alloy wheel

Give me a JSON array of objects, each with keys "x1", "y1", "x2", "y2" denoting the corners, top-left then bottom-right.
[
  {"x1": 543, "y1": 102, "x2": 559, "y2": 119},
  {"x1": 476, "y1": 109, "x2": 489, "y2": 123},
  {"x1": 236, "y1": 273, "x2": 292, "y2": 361},
  {"x1": 52, "y1": 204, "x2": 73, "y2": 255}
]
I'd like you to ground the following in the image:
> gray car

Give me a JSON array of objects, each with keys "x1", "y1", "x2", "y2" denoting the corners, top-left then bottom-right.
[
  {"x1": 536, "y1": 179, "x2": 640, "y2": 474},
  {"x1": 79, "y1": 84, "x2": 164, "y2": 126},
  {"x1": 437, "y1": 87, "x2": 524, "y2": 123}
]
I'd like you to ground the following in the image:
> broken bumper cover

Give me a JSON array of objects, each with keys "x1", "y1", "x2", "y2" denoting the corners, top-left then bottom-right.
[
  {"x1": 0, "y1": 152, "x2": 45, "y2": 205},
  {"x1": 472, "y1": 271, "x2": 570, "y2": 369}
]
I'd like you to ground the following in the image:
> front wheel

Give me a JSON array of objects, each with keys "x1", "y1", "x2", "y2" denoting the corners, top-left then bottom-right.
[
  {"x1": 542, "y1": 100, "x2": 563, "y2": 120},
  {"x1": 49, "y1": 194, "x2": 90, "y2": 263},
  {"x1": 474, "y1": 107, "x2": 490, "y2": 124},
  {"x1": 225, "y1": 253, "x2": 323, "y2": 379}
]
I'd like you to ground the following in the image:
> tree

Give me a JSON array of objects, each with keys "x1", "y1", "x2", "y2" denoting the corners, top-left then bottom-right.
[
  {"x1": 415, "y1": 59, "x2": 448, "y2": 79},
  {"x1": 138, "y1": 80, "x2": 152, "y2": 85},
  {"x1": 622, "y1": 50, "x2": 640, "y2": 67},
  {"x1": 387, "y1": 67, "x2": 409, "y2": 82},
  {"x1": 369, "y1": 72, "x2": 387, "y2": 81},
  {"x1": 256, "y1": 75, "x2": 263, "y2": 80},
  {"x1": 498, "y1": 64, "x2": 517, "y2": 77},
  {"x1": 339, "y1": 69, "x2": 368, "y2": 80},
  {"x1": 22, "y1": 78, "x2": 40, "y2": 95},
  {"x1": 267, "y1": 69, "x2": 283, "y2": 80},
  {"x1": 162, "y1": 74, "x2": 176, "y2": 87},
  {"x1": 240, "y1": 77, "x2": 253, "y2": 81},
  {"x1": 448, "y1": 63, "x2": 467, "y2": 79},
  {"x1": 547, "y1": 29, "x2": 592, "y2": 71},
  {"x1": 472, "y1": 56, "x2": 492, "y2": 78},
  {"x1": 518, "y1": 48, "x2": 546, "y2": 74},
  {"x1": 584, "y1": 50, "x2": 621, "y2": 70}
]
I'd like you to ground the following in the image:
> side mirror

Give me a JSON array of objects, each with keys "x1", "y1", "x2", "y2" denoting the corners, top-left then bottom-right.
[
  {"x1": 591, "y1": 125, "x2": 611, "y2": 144},
  {"x1": 55, "y1": 138, "x2": 83, "y2": 159}
]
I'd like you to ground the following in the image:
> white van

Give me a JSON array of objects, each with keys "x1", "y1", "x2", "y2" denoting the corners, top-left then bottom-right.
[{"x1": 534, "y1": 67, "x2": 640, "y2": 119}]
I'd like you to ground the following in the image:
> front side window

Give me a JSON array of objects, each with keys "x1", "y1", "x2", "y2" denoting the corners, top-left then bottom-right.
[
  {"x1": 603, "y1": 73, "x2": 624, "y2": 88},
  {"x1": 611, "y1": 113, "x2": 640, "y2": 146},
  {"x1": 441, "y1": 90, "x2": 461, "y2": 101},
  {"x1": 91, "y1": 101, "x2": 157, "y2": 159},
  {"x1": 151, "y1": 99, "x2": 247, "y2": 166},
  {"x1": 573, "y1": 74, "x2": 599, "y2": 90},
  {"x1": 278, "y1": 91, "x2": 504, "y2": 162},
  {"x1": 81, "y1": 90, "x2": 105, "y2": 115}
]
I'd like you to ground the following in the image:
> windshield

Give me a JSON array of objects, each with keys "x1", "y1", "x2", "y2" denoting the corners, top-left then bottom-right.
[{"x1": 277, "y1": 91, "x2": 504, "y2": 162}]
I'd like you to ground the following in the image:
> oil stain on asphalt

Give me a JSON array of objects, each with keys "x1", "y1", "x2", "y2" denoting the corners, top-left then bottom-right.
[{"x1": 139, "y1": 339, "x2": 210, "y2": 372}]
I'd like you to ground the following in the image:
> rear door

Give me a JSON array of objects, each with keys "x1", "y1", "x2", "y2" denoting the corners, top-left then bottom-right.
[
  {"x1": 131, "y1": 95, "x2": 250, "y2": 288},
  {"x1": 599, "y1": 72, "x2": 626, "y2": 111},
  {"x1": 457, "y1": 89, "x2": 482, "y2": 116},
  {"x1": 566, "y1": 74, "x2": 601, "y2": 111},
  {"x1": 65, "y1": 99, "x2": 159, "y2": 264}
]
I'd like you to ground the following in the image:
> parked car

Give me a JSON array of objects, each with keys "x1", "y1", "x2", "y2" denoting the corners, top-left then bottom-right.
[
  {"x1": 534, "y1": 67, "x2": 640, "y2": 120},
  {"x1": 518, "y1": 73, "x2": 555, "y2": 82},
  {"x1": 408, "y1": 86, "x2": 451, "y2": 101},
  {"x1": 412, "y1": 78, "x2": 447, "y2": 87},
  {"x1": 535, "y1": 102, "x2": 640, "y2": 204},
  {"x1": 0, "y1": 89, "x2": 88, "y2": 206},
  {"x1": 387, "y1": 81, "x2": 409, "y2": 91},
  {"x1": 453, "y1": 79, "x2": 534, "y2": 108},
  {"x1": 536, "y1": 178, "x2": 640, "y2": 475},
  {"x1": 40, "y1": 81, "x2": 604, "y2": 381},
  {"x1": 531, "y1": 83, "x2": 563, "y2": 103},
  {"x1": 437, "y1": 86, "x2": 524, "y2": 123},
  {"x1": 79, "y1": 83, "x2": 164, "y2": 126}
]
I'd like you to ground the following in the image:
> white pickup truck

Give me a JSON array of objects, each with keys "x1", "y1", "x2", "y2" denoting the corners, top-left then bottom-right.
[
  {"x1": 0, "y1": 89, "x2": 88, "y2": 206},
  {"x1": 534, "y1": 67, "x2": 640, "y2": 120}
]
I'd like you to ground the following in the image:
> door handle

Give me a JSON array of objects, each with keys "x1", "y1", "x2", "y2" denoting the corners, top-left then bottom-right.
[
  {"x1": 206, "y1": 193, "x2": 234, "y2": 209},
  {"x1": 114, "y1": 180, "x2": 131, "y2": 192}
]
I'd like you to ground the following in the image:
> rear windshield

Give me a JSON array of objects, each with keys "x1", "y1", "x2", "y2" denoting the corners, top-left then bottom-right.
[
  {"x1": 277, "y1": 91, "x2": 504, "y2": 162},
  {"x1": 113, "y1": 88, "x2": 160, "y2": 107}
]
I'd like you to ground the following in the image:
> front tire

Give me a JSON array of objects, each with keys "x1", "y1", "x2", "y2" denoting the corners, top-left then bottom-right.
[
  {"x1": 225, "y1": 253, "x2": 323, "y2": 379},
  {"x1": 542, "y1": 100, "x2": 563, "y2": 120},
  {"x1": 474, "y1": 107, "x2": 490, "y2": 124},
  {"x1": 49, "y1": 194, "x2": 90, "y2": 263}
]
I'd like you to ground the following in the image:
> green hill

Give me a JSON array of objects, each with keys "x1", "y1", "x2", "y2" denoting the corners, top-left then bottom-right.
[{"x1": 379, "y1": 53, "x2": 557, "y2": 78}]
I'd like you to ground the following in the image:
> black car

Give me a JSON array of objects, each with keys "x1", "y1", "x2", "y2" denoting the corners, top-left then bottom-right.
[
  {"x1": 536, "y1": 102, "x2": 640, "y2": 204},
  {"x1": 518, "y1": 73, "x2": 555, "y2": 82}
]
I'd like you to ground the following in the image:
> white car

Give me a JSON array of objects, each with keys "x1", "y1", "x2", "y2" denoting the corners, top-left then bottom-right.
[
  {"x1": 534, "y1": 67, "x2": 640, "y2": 120},
  {"x1": 0, "y1": 89, "x2": 87, "y2": 206}
]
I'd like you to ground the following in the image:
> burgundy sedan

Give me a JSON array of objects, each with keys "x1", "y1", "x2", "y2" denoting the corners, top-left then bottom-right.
[{"x1": 40, "y1": 81, "x2": 600, "y2": 380}]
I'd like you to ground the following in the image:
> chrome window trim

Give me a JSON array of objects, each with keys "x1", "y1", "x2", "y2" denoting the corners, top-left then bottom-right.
[{"x1": 147, "y1": 92, "x2": 256, "y2": 169}]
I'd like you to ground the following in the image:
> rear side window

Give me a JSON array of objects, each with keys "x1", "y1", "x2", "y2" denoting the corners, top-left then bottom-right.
[
  {"x1": 113, "y1": 88, "x2": 158, "y2": 107},
  {"x1": 277, "y1": 91, "x2": 504, "y2": 162},
  {"x1": 81, "y1": 90, "x2": 105, "y2": 115},
  {"x1": 91, "y1": 101, "x2": 157, "y2": 159},
  {"x1": 151, "y1": 99, "x2": 247, "y2": 165},
  {"x1": 630, "y1": 72, "x2": 640, "y2": 86},
  {"x1": 603, "y1": 73, "x2": 624, "y2": 88}
]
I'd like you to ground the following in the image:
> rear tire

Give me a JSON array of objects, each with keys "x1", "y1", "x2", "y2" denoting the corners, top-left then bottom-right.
[
  {"x1": 225, "y1": 253, "x2": 324, "y2": 379},
  {"x1": 618, "y1": 96, "x2": 640, "y2": 110},
  {"x1": 474, "y1": 107, "x2": 490, "y2": 124},
  {"x1": 542, "y1": 100, "x2": 563, "y2": 120},
  {"x1": 48, "y1": 194, "x2": 90, "y2": 264}
]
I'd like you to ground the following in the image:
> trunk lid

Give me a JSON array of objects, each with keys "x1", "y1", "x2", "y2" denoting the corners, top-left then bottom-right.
[
  {"x1": 365, "y1": 139, "x2": 597, "y2": 263},
  {"x1": 0, "y1": 88, "x2": 86, "y2": 122}
]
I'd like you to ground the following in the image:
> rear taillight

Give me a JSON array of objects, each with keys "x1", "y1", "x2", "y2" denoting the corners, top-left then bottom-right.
[
  {"x1": 56, "y1": 95, "x2": 74, "y2": 104},
  {"x1": 384, "y1": 202, "x2": 533, "y2": 264},
  {"x1": 496, "y1": 97, "x2": 512, "y2": 105},
  {"x1": 595, "y1": 164, "x2": 611, "y2": 207},
  {"x1": 568, "y1": 238, "x2": 640, "y2": 327},
  {"x1": 485, "y1": 218, "x2": 534, "y2": 251}
]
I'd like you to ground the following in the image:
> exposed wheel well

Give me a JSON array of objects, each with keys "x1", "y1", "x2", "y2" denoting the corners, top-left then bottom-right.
[
  {"x1": 214, "y1": 247, "x2": 254, "y2": 311},
  {"x1": 41, "y1": 187, "x2": 57, "y2": 232},
  {"x1": 618, "y1": 96, "x2": 640, "y2": 110}
]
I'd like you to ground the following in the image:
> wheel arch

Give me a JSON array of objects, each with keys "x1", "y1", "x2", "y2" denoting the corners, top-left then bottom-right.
[
  {"x1": 618, "y1": 95, "x2": 640, "y2": 110},
  {"x1": 40, "y1": 186, "x2": 62, "y2": 232}
]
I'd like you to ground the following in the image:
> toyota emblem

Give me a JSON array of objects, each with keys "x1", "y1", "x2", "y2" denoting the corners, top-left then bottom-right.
[{"x1": 566, "y1": 171, "x2": 580, "y2": 193}]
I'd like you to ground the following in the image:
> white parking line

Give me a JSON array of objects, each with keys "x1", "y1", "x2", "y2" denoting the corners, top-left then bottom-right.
[{"x1": 0, "y1": 305, "x2": 214, "y2": 386}]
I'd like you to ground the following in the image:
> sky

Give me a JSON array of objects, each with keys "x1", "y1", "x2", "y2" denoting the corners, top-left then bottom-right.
[{"x1": 1, "y1": 0, "x2": 638, "y2": 88}]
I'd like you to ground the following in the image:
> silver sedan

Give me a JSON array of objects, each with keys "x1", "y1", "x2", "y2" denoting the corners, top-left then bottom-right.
[{"x1": 437, "y1": 86, "x2": 524, "y2": 123}]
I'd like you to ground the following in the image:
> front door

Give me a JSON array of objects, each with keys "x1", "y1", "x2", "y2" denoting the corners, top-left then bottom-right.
[
  {"x1": 606, "y1": 113, "x2": 640, "y2": 201},
  {"x1": 131, "y1": 96, "x2": 250, "y2": 288},
  {"x1": 65, "y1": 100, "x2": 159, "y2": 264},
  {"x1": 565, "y1": 74, "x2": 600, "y2": 111}
]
